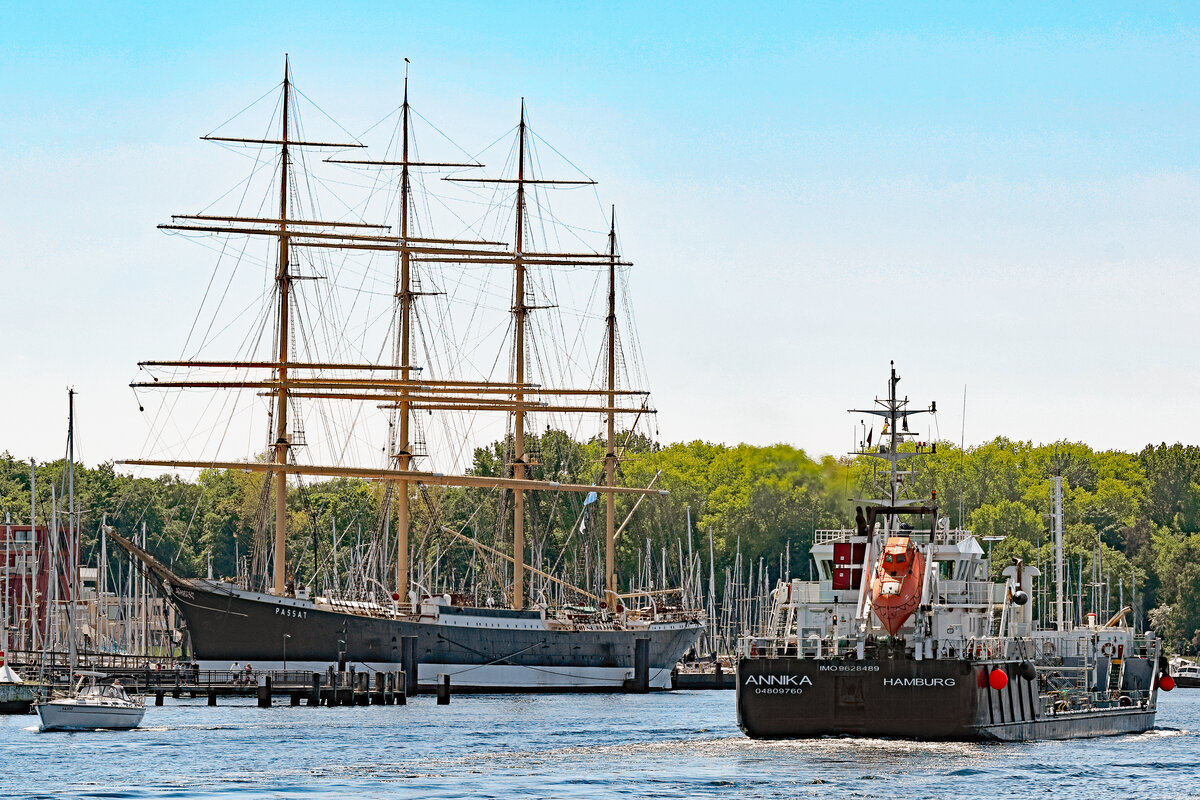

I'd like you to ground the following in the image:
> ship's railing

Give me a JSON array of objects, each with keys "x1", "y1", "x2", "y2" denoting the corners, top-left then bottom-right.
[
  {"x1": 789, "y1": 582, "x2": 824, "y2": 603},
  {"x1": 935, "y1": 580, "x2": 995, "y2": 606},
  {"x1": 317, "y1": 596, "x2": 413, "y2": 617},
  {"x1": 35, "y1": 666, "x2": 404, "y2": 693},
  {"x1": 814, "y1": 528, "x2": 856, "y2": 544},
  {"x1": 1041, "y1": 688, "x2": 1151, "y2": 715},
  {"x1": 932, "y1": 528, "x2": 974, "y2": 545},
  {"x1": 814, "y1": 527, "x2": 974, "y2": 545},
  {"x1": 4, "y1": 649, "x2": 180, "y2": 672},
  {"x1": 740, "y1": 633, "x2": 852, "y2": 660}
]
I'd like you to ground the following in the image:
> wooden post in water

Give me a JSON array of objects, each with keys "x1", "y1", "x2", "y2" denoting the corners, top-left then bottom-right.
[
  {"x1": 397, "y1": 670, "x2": 407, "y2": 705},
  {"x1": 207, "y1": 689, "x2": 217, "y2": 706},
  {"x1": 634, "y1": 638, "x2": 650, "y2": 693},
  {"x1": 155, "y1": 690, "x2": 164, "y2": 706},
  {"x1": 257, "y1": 675, "x2": 272, "y2": 708},
  {"x1": 437, "y1": 673, "x2": 450, "y2": 705},
  {"x1": 309, "y1": 672, "x2": 321, "y2": 706},
  {"x1": 401, "y1": 636, "x2": 417, "y2": 694}
]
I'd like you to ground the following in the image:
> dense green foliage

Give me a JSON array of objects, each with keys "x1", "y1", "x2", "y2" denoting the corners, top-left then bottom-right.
[{"x1": 4, "y1": 435, "x2": 1200, "y2": 652}]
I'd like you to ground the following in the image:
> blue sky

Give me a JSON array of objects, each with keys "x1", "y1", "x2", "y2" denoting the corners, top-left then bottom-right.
[{"x1": 3, "y1": 2, "x2": 1199, "y2": 465}]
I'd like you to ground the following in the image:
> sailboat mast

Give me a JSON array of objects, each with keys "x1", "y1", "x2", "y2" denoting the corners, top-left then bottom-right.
[
  {"x1": 29, "y1": 459, "x2": 37, "y2": 651},
  {"x1": 67, "y1": 388, "x2": 78, "y2": 668},
  {"x1": 3, "y1": 515, "x2": 10, "y2": 659},
  {"x1": 604, "y1": 207, "x2": 618, "y2": 605},
  {"x1": 395, "y1": 62, "x2": 412, "y2": 605},
  {"x1": 272, "y1": 57, "x2": 293, "y2": 595},
  {"x1": 1054, "y1": 474, "x2": 1065, "y2": 629},
  {"x1": 512, "y1": 100, "x2": 529, "y2": 610}
]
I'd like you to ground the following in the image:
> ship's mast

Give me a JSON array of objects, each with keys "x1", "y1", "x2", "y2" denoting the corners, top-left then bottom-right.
[
  {"x1": 888, "y1": 363, "x2": 900, "y2": 512},
  {"x1": 395, "y1": 62, "x2": 413, "y2": 606},
  {"x1": 272, "y1": 56, "x2": 293, "y2": 595},
  {"x1": 512, "y1": 100, "x2": 529, "y2": 610},
  {"x1": 605, "y1": 207, "x2": 618, "y2": 605},
  {"x1": 848, "y1": 362, "x2": 935, "y2": 532},
  {"x1": 135, "y1": 76, "x2": 664, "y2": 606}
]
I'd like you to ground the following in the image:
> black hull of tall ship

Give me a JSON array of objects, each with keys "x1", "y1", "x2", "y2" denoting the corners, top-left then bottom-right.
[
  {"x1": 737, "y1": 657, "x2": 1157, "y2": 741},
  {"x1": 111, "y1": 531, "x2": 700, "y2": 692},
  {"x1": 171, "y1": 580, "x2": 699, "y2": 691}
]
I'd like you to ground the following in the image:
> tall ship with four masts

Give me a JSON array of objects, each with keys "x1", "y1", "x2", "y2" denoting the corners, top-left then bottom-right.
[
  {"x1": 111, "y1": 60, "x2": 701, "y2": 691},
  {"x1": 737, "y1": 364, "x2": 1169, "y2": 739}
]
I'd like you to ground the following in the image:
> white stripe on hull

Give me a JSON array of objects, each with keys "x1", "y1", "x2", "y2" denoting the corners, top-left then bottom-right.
[{"x1": 418, "y1": 662, "x2": 674, "y2": 690}]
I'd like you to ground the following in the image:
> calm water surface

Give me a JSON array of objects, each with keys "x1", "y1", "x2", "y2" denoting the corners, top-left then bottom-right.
[{"x1": 2, "y1": 689, "x2": 1197, "y2": 798}]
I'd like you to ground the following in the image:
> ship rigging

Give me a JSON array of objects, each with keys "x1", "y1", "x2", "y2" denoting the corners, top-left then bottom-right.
[{"x1": 112, "y1": 59, "x2": 700, "y2": 690}]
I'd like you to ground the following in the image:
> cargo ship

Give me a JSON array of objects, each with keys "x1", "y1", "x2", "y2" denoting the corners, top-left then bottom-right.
[{"x1": 736, "y1": 365, "x2": 1168, "y2": 739}]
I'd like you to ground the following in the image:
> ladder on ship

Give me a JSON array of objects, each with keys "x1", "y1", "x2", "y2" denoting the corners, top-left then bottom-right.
[{"x1": 1107, "y1": 657, "x2": 1125, "y2": 693}]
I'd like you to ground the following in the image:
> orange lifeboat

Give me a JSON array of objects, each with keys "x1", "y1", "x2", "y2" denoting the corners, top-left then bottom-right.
[{"x1": 870, "y1": 536, "x2": 925, "y2": 636}]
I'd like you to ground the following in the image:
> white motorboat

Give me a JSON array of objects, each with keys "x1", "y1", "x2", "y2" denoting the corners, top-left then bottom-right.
[
  {"x1": 1169, "y1": 657, "x2": 1200, "y2": 688},
  {"x1": 36, "y1": 671, "x2": 145, "y2": 731}
]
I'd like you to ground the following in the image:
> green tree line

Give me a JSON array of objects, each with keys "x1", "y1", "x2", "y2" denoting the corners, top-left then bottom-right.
[{"x1": 3, "y1": 435, "x2": 1200, "y2": 652}]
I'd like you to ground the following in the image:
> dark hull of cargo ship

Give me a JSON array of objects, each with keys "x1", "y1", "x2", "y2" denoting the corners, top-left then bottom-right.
[{"x1": 737, "y1": 657, "x2": 1158, "y2": 741}]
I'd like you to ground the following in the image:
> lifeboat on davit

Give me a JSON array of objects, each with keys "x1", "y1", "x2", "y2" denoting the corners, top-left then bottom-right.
[{"x1": 870, "y1": 536, "x2": 925, "y2": 636}]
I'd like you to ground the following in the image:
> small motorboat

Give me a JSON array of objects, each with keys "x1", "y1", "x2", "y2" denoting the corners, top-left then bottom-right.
[
  {"x1": 36, "y1": 671, "x2": 145, "y2": 731},
  {"x1": 1169, "y1": 657, "x2": 1200, "y2": 688}
]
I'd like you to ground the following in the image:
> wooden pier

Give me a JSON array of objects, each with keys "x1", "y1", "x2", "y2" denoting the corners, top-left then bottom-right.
[
  {"x1": 7, "y1": 655, "x2": 415, "y2": 707},
  {"x1": 138, "y1": 668, "x2": 410, "y2": 706},
  {"x1": 672, "y1": 661, "x2": 736, "y2": 690}
]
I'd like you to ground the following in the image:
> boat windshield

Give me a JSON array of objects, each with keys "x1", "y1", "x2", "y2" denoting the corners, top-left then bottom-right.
[{"x1": 79, "y1": 683, "x2": 130, "y2": 701}]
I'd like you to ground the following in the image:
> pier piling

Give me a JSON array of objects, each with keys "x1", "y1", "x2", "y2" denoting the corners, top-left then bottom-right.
[
  {"x1": 257, "y1": 676, "x2": 272, "y2": 708},
  {"x1": 207, "y1": 689, "x2": 217, "y2": 706},
  {"x1": 401, "y1": 636, "x2": 418, "y2": 694},
  {"x1": 634, "y1": 638, "x2": 650, "y2": 693},
  {"x1": 437, "y1": 673, "x2": 450, "y2": 705},
  {"x1": 155, "y1": 691, "x2": 164, "y2": 706},
  {"x1": 397, "y1": 670, "x2": 407, "y2": 705},
  {"x1": 372, "y1": 673, "x2": 385, "y2": 704}
]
